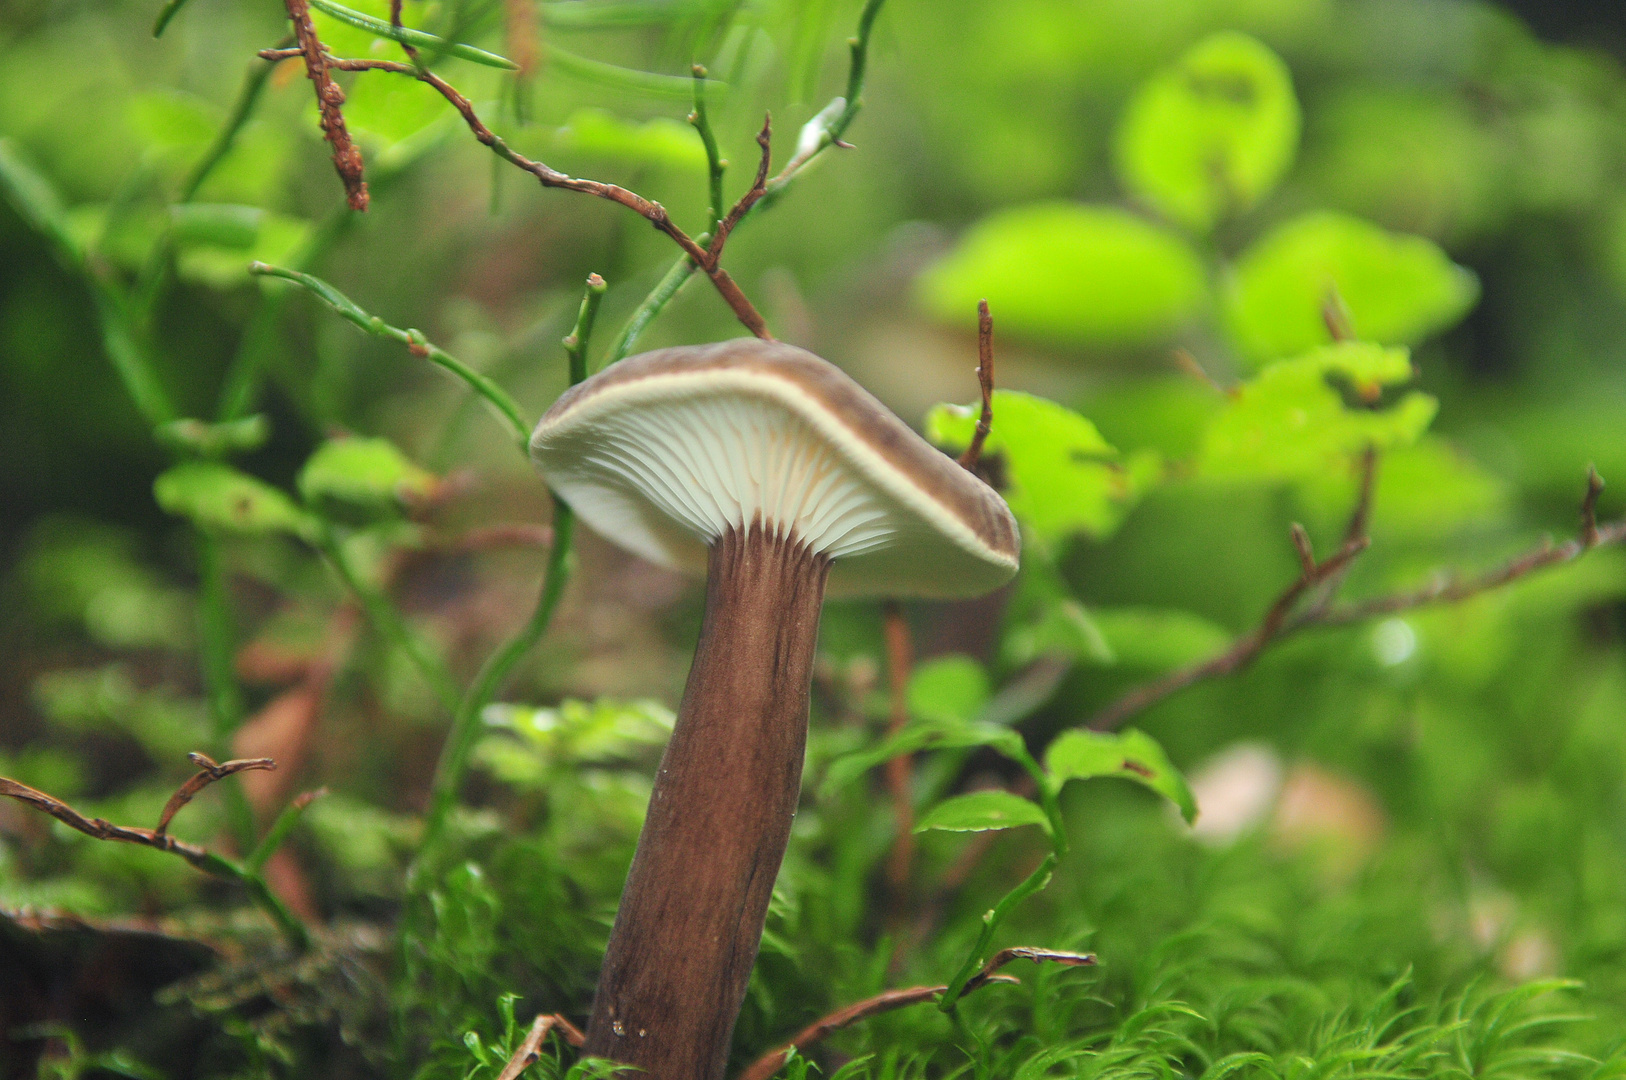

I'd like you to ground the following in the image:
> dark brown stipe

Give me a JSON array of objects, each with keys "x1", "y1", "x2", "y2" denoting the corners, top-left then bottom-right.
[{"x1": 583, "y1": 523, "x2": 830, "y2": 1080}]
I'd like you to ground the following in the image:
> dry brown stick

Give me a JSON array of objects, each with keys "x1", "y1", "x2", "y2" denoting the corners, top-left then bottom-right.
[
  {"x1": 1088, "y1": 527, "x2": 1370, "y2": 731},
  {"x1": 1089, "y1": 473, "x2": 1625, "y2": 732},
  {"x1": 254, "y1": 49, "x2": 773, "y2": 340},
  {"x1": 881, "y1": 602, "x2": 915, "y2": 911},
  {"x1": 388, "y1": 0, "x2": 420, "y2": 63},
  {"x1": 156, "y1": 754, "x2": 277, "y2": 836},
  {"x1": 494, "y1": 1013, "x2": 587, "y2": 1080},
  {"x1": 4, "y1": 776, "x2": 231, "y2": 873},
  {"x1": 281, "y1": 0, "x2": 367, "y2": 210},
  {"x1": 734, "y1": 948, "x2": 1089, "y2": 1080},
  {"x1": 958, "y1": 300, "x2": 996, "y2": 471}
]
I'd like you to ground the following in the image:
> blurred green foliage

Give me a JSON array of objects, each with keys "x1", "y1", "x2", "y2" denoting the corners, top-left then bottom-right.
[{"x1": 3, "y1": 0, "x2": 1626, "y2": 1078}]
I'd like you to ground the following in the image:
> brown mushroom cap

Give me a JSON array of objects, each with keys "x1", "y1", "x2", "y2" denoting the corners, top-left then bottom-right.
[{"x1": 530, "y1": 339, "x2": 1019, "y2": 598}]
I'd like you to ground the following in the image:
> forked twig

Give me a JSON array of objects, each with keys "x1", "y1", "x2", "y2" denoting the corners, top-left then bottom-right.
[
  {"x1": 494, "y1": 1013, "x2": 586, "y2": 1080},
  {"x1": 1088, "y1": 527, "x2": 1370, "y2": 731},
  {"x1": 706, "y1": 115, "x2": 772, "y2": 263},
  {"x1": 253, "y1": 49, "x2": 772, "y2": 340},
  {"x1": 734, "y1": 948, "x2": 1092, "y2": 1080},
  {"x1": 1090, "y1": 469, "x2": 1625, "y2": 731},
  {"x1": 958, "y1": 300, "x2": 996, "y2": 471},
  {"x1": 156, "y1": 753, "x2": 276, "y2": 835}
]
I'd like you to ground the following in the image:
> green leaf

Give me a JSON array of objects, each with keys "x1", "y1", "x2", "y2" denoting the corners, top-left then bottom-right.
[
  {"x1": 153, "y1": 462, "x2": 312, "y2": 537},
  {"x1": 298, "y1": 437, "x2": 439, "y2": 521},
  {"x1": 1089, "y1": 608, "x2": 1232, "y2": 671},
  {"x1": 1114, "y1": 31, "x2": 1299, "y2": 234},
  {"x1": 821, "y1": 719, "x2": 1026, "y2": 798},
  {"x1": 927, "y1": 390, "x2": 1161, "y2": 549},
  {"x1": 907, "y1": 656, "x2": 990, "y2": 727},
  {"x1": 1003, "y1": 598, "x2": 1114, "y2": 667},
  {"x1": 915, "y1": 790, "x2": 1051, "y2": 835},
  {"x1": 1224, "y1": 211, "x2": 1479, "y2": 363},
  {"x1": 1201, "y1": 342, "x2": 1438, "y2": 481},
  {"x1": 1046, "y1": 728, "x2": 1196, "y2": 823},
  {"x1": 916, "y1": 203, "x2": 1208, "y2": 347}
]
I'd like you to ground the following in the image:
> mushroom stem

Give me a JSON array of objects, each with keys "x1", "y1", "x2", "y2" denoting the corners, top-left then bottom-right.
[{"x1": 585, "y1": 523, "x2": 830, "y2": 1080}]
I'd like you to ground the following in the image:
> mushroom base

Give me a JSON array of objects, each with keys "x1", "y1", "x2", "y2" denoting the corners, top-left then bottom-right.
[{"x1": 584, "y1": 524, "x2": 830, "y2": 1080}]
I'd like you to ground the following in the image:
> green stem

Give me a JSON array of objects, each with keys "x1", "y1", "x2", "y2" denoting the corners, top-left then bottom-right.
[
  {"x1": 316, "y1": 523, "x2": 462, "y2": 715},
  {"x1": 599, "y1": 254, "x2": 696, "y2": 369},
  {"x1": 305, "y1": 0, "x2": 519, "y2": 68},
  {"x1": 248, "y1": 791, "x2": 325, "y2": 873},
  {"x1": 190, "y1": 848, "x2": 309, "y2": 950},
  {"x1": 938, "y1": 748, "x2": 1065, "y2": 1010},
  {"x1": 596, "y1": 0, "x2": 888, "y2": 361},
  {"x1": 689, "y1": 65, "x2": 726, "y2": 230},
  {"x1": 419, "y1": 505, "x2": 575, "y2": 853},
  {"x1": 180, "y1": 53, "x2": 280, "y2": 204},
  {"x1": 250, "y1": 263, "x2": 531, "y2": 447}
]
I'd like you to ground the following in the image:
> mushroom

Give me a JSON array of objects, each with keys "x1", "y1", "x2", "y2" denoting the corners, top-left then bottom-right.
[{"x1": 529, "y1": 339, "x2": 1019, "y2": 1080}]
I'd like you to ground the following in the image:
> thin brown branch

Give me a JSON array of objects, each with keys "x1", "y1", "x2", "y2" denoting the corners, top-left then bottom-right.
[
  {"x1": 706, "y1": 115, "x2": 772, "y2": 265},
  {"x1": 1089, "y1": 469, "x2": 1624, "y2": 732},
  {"x1": 881, "y1": 602, "x2": 915, "y2": 913},
  {"x1": 1088, "y1": 527, "x2": 1370, "y2": 731},
  {"x1": 254, "y1": 49, "x2": 772, "y2": 339},
  {"x1": 495, "y1": 1013, "x2": 586, "y2": 1080},
  {"x1": 962, "y1": 946, "x2": 1095, "y2": 994},
  {"x1": 281, "y1": 0, "x2": 367, "y2": 210},
  {"x1": 156, "y1": 754, "x2": 276, "y2": 835},
  {"x1": 4, "y1": 775, "x2": 225, "y2": 873},
  {"x1": 1172, "y1": 347, "x2": 1227, "y2": 395},
  {"x1": 958, "y1": 300, "x2": 995, "y2": 471},
  {"x1": 735, "y1": 947, "x2": 1088, "y2": 1080},
  {"x1": 388, "y1": 0, "x2": 420, "y2": 64}
]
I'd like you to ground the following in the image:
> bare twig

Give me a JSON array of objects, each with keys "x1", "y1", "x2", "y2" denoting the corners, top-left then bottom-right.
[
  {"x1": 881, "y1": 602, "x2": 915, "y2": 913},
  {"x1": 494, "y1": 1013, "x2": 586, "y2": 1080},
  {"x1": 387, "y1": 0, "x2": 419, "y2": 63},
  {"x1": 958, "y1": 300, "x2": 995, "y2": 471},
  {"x1": 1089, "y1": 527, "x2": 1370, "y2": 731},
  {"x1": 2, "y1": 776, "x2": 219, "y2": 872},
  {"x1": 253, "y1": 49, "x2": 772, "y2": 339},
  {"x1": 281, "y1": 0, "x2": 367, "y2": 210},
  {"x1": 735, "y1": 947, "x2": 1089, "y2": 1080},
  {"x1": 156, "y1": 753, "x2": 276, "y2": 836},
  {"x1": 1090, "y1": 470, "x2": 1625, "y2": 731},
  {"x1": 1172, "y1": 347, "x2": 1226, "y2": 395}
]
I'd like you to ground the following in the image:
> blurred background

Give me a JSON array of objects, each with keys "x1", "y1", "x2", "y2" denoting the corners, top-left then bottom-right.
[{"x1": 4, "y1": 0, "x2": 1626, "y2": 1076}]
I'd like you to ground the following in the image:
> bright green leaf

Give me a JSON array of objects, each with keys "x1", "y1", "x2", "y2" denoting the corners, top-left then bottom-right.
[
  {"x1": 927, "y1": 390, "x2": 1161, "y2": 549},
  {"x1": 821, "y1": 720, "x2": 1026, "y2": 798},
  {"x1": 1225, "y1": 211, "x2": 1480, "y2": 363},
  {"x1": 1046, "y1": 728, "x2": 1196, "y2": 823},
  {"x1": 153, "y1": 462, "x2": 312, "y2": 537},
  {"x1": 907, "y1": 656, "x2": 989, "y2": 727},
  {"x1": 172, "y1": 206, "x2": 313, "y2": 288},
  {"x1": 916, "y1": 203, "x2": 1208, "y2": 347},
  {"x1": 1201, "y1": 342, "x2": 1438, "y2": 481},
  {"x1": 915, "y1": 790, "x2": 1051, "y2": 835},
  {"x1": 298, "y1": 437, "x2": 439, "y2": 521},
  {"x1": 1114, "y1": 31, "x2": 1300, "y2": 234}
]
